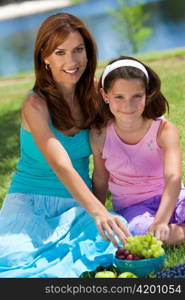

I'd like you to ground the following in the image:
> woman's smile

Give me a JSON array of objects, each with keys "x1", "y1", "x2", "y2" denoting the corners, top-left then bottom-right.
[{"x1": 63, "y1": 67, "x2": 80, "y2": 75}]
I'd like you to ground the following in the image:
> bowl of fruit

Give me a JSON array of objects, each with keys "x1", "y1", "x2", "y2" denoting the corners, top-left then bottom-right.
[{"x1": 114, "y1": 233, "x2": 166, "y2": 277}]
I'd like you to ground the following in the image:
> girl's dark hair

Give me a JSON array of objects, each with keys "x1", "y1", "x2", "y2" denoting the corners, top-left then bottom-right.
[
  {"x1": 96, "y1": 55, "x2": 169, "y2": 126},
  {"x1": 33, "y1": 13, "x2": 100, "y2": 130}
]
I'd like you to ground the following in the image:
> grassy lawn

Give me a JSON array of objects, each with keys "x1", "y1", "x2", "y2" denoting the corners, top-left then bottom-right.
[
  {"x1": 0, "y1": 48, "x2": 185, "y2": 276},
  {"x1": 0, "y1": 81, "x2": 34, "y2": 202}
]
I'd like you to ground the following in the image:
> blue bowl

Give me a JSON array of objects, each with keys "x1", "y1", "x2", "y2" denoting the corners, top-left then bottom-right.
[{"x1": 114, "y1": 254, "x2": 166, "y2": 277}]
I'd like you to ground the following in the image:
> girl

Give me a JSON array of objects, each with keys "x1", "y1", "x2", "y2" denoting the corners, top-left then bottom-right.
[
  {"x1": 90, "y1": 55, "x2": 185, "y2": 245},
  {"x1": 0, "y1": 14, "x2": 130, "y2": 278}
]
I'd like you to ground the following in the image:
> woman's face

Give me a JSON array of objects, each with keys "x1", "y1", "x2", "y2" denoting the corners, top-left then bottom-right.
[{"x1": 44, "y1": 31, "x2": 88, "y2": 89}]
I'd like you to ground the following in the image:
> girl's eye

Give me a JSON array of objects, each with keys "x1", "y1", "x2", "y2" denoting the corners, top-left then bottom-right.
[
  {"x1": 55, "y1": 51, "x2": 65, "y2": 56},
  {"x1": 115, "y1": 96, "x2": 123, "y2": 100},
  {"x1": 135, "y1": 94, "x2": 144, "y2": 98}
]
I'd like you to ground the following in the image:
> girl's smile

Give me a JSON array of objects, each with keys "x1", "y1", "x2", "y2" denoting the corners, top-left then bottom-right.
[{"x1": 119, "y1": 110, "x2": 137, "y2": 115}]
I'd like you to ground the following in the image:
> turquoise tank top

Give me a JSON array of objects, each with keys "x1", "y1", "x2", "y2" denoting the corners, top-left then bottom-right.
[{"x1": 8, "y1": 123, "x2": 92, "y2": 197}]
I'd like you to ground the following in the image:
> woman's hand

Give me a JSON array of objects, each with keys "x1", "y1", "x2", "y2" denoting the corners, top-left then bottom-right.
[
  {"x1": 94, "y1": 211, "x2": 132, "y2": 247},
  {"x1": 148, "y1": 222, "x2": 170, "y2": 243}
]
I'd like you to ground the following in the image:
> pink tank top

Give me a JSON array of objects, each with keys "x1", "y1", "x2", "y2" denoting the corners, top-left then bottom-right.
[{"x1": 102, "y1": 119, "x2": 164, "y2": 211}]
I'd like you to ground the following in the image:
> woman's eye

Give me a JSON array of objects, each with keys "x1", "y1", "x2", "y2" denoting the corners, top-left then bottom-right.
[
  {"x1": 76, "y1": 47, "x2": 84, "y2": 53},
  {"x1": 55, "y1": 51, "x2": 65, "y2": 56}
]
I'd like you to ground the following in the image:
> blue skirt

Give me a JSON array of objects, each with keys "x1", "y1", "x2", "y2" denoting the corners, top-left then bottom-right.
[{"x1": 0, "y1": 193, "x2": 127, "y2": 278}]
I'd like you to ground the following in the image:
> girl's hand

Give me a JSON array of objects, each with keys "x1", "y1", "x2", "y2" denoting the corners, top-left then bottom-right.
[
  {"x1": 148, "y1": 222, "x2": 170, "y2": 242},
  {"x1": 94, "y1": 211, "x2": 132, "y2": 247}
]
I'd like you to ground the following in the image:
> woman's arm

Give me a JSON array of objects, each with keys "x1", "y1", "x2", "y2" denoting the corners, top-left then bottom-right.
[
  {"x1": 22, "y1": 94, "x2": 131, "y2": 246},
  {"x1": 148, "y1": 120, "x2": 182, "y2": 241},
  {"x1": 90, "y1": 128, "x2": 109, "y2": 205}
]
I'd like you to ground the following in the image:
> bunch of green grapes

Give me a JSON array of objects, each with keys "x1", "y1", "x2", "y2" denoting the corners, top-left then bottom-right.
[{"x1": 124, "y1": 232, "x2": 165, "y2": 259}]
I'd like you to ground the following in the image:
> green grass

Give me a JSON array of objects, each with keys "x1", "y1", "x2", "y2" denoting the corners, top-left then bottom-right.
[
  {"x1": 0, "y1": 81, "x2": 34, "y2": 202},
  {"x1": 0, "y1": 69, "x2": 34, "y2": 81},
  {"x1": 97, "y1": 46, "x2": 185, "y2": 68},
  {"x1": 0, "y1": 48, "x2": 185, "y2": 277}
]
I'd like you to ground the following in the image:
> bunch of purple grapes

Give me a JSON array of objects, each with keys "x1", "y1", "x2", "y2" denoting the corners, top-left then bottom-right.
[{"x1": 115, "y1": 247, "x2": 141, "y2": 261}]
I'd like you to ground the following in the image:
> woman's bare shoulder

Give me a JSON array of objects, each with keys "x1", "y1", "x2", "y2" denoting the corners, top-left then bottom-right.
[
  {"x1": 22, "y1": 92, "x2": 49, "y2": 130},
  {"x1": 22, "y1": 92, "x2": 48, "y2": 112}
]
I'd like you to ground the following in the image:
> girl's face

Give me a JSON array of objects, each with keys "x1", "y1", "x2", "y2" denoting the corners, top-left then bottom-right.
[
  {"x1": 101, "y1": 78, "x2": 146, "y2": 121},
  {"x1": 44, "y1": 31, "x2": 88, "y2": 89}
]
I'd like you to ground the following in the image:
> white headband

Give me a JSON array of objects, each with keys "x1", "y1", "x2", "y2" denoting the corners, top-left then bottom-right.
[{"x1": 101, "y1": 59, "x2": 149, "y2": 88}]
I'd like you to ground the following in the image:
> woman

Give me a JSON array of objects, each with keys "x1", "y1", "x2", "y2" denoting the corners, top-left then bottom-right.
[{"x1": 0, "y1": 13, "x2": 129, "y2": 278}]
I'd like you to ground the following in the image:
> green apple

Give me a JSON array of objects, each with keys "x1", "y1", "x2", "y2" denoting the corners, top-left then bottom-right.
[
  {"x1": 118, "y1": 272, "x2": 138, "y2": 278},
  {"x1": 95, "y1": 271, "x2": 116, "y2": 278}
]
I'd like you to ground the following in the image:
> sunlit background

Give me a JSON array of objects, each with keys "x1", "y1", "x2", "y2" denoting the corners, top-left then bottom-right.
[{"x1": 0, "y1": 0, "x2": 185, "y2": 77}]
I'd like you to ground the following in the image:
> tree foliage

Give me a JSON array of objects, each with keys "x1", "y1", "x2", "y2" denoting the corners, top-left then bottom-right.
[
  {"x1": 110, "y1": 0, "x2": 153, "y2": 53},
  {"x1": 68, "y1": 0, "x2": 87, "y2": 4}
]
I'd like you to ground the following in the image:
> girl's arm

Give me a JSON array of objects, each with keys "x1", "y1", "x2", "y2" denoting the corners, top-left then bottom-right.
[
  {"x1": 148, "y1": 120, "x2": 182, "y2": 241},
  {"x1": 22, "y1": 94, "x2": 131, "y2": 246},
  {"x1": 90, "y1": 128, "x2": 109, "y2": 205}
]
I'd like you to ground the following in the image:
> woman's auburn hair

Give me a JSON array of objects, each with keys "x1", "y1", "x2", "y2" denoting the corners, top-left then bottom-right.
[
  {"x1": 33, "y1": 13, "x2": 101, "y2": 130},
  {"x1": 95, "y1": 55, "x2": 169, "y2": 127}
]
